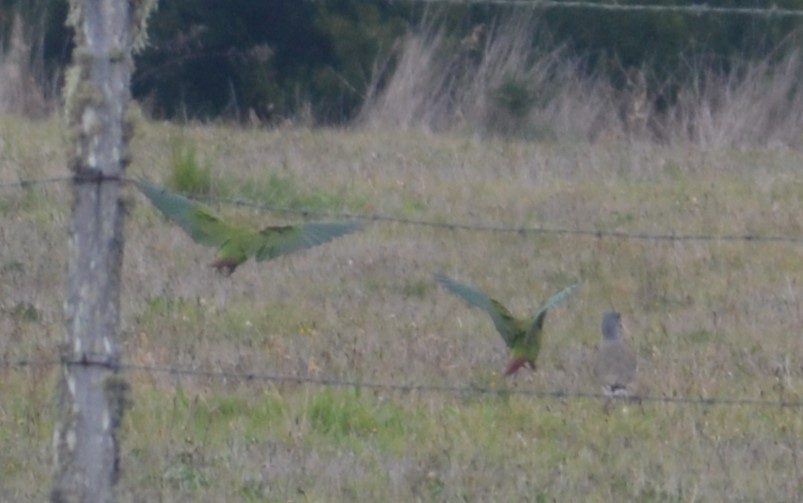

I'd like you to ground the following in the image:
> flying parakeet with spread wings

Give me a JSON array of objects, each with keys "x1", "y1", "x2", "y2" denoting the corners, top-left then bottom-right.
[
  {"x1": 136, "y1": 180, "x2": 362, "y2": 275},
  {"x1": 434, "y1": 273, "x2": 578, "y2": 377}
]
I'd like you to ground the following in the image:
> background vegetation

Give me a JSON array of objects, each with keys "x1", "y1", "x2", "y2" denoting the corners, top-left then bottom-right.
[{"x1": 2, "y1": 0, "x2": 803, "y2": 134}]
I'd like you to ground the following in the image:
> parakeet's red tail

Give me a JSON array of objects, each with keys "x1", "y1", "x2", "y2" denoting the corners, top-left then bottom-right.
[
  {"x1": 503, "y1": 356, "x2": 534, "y2": 377},
  {"x1": 209, "y1": 257, "x2": 239, "y2": 276}
]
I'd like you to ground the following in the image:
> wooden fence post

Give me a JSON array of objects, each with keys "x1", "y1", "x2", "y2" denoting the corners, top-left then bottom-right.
[{"x1": 51, "y1": 1, "x2": 155, "y2": 501}]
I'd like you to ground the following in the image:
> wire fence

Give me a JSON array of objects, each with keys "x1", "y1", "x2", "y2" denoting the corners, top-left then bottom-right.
[
  {"x1": 405, "y1": 0, "x2": 803, "y2": 18},
  {"x1": 2, "y1": 175, "x2": 802, "y2": 411},
  {"x1": 0, "y1": 176, "x2": 75, "y2": 189},
  {"x1": 2, "y1": 357, "x2": 800, "y2": 409},
  {"x1": 2, "y1": 175, "x2": 803, "y2": 245}
]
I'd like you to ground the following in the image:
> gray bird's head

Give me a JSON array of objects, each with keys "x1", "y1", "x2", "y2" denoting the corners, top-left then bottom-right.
[{"x1": 601, "y1": 311, "x2": 622, "y2": 341}]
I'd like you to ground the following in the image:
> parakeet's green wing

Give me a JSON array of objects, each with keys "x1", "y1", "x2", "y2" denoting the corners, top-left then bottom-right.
[
  {"x1": 434, "y1": 273, "x2": 520, "y2": 348},
  {"x1": 253, "y1": 221, "x2": 362, "y2": 261},
  {"x1": 523, "y1": 283, "x2": 579, "y2": 344},
  {"x1": 136, "y1": 180, "x2": 240, "y2": 247}
]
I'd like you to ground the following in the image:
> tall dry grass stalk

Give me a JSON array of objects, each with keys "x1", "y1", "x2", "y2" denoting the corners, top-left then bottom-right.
[
  {"x1": 359, "y1": 12, "x2": 620, "y2": 139},
  {"x1": 668, "y1": 51, "x2": 803, "y2": 148},
  {"x1": 358, "y1": 13, "x2": 621, "y2": 139},
  {"x1": 360, "y1": 15, "x2": 803, "y2": 148},
  {"x1": 0, "y1": 12, "x2": 53, "y2": 118}
]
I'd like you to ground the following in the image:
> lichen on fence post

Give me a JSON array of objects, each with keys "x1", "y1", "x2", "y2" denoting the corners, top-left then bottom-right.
[{"x1": 51, "y1": 1, "x2": 156, "y2": 502}]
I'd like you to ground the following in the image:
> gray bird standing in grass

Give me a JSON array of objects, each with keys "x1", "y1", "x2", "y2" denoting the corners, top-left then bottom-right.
[{"x1": 595, "y1": 311, "x2": 637, "y2": 397}]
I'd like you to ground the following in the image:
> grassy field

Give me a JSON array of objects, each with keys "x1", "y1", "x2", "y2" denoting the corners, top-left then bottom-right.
[{"x1": 2, "y1": 113, "x2": 803, "y2": 501}]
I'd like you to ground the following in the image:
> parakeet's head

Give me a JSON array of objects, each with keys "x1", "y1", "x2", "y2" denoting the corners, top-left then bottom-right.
[{"x1": 601, "y1": 311, "x2": 623, "y2": 341}]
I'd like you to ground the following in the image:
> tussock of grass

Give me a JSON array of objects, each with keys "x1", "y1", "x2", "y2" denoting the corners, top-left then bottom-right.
[
  {"x1": 168, "y1": 137, "x2": 213, "y2": 196},
  {"x1": 3, "y1": 115, "x2": 803, "y2": 500}
]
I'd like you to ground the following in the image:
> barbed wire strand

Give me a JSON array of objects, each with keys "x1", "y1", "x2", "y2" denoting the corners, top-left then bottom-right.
[
  {"x1": 405, "y1": 0, "x2": 803, "y2": 17},
  {"x1": 2, "y1": 175, "x2": 803, "y2": 244},
  {"x1": 0, "y1": 176, "x2": 75, "y2": 189},
  {"x1": 211, "y1": 195, "x2": 803, "y2": 244},
  {"x1": 3, "y1": 358, "x2": 801, "y2": 409}
]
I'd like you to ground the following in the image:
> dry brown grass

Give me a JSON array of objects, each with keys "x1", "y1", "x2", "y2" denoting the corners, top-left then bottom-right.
[
  {"x1": 0, "y1": 13, "x2": 52, "y2": 118},
  {"x1": 667, "y1": 50, "x2": 803, "y2": 147},
  {"x1": 360, "y1": 15, "x2": 803, "y2": 149},
  {"x1": 2, "y1": 114, "x2": 803, "y2": 500},
  {"x1": 359, "y1": 12, "x2": 621, "y2": 141}
]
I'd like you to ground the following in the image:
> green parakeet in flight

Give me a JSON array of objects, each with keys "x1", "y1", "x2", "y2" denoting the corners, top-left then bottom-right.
[
  {"x1": 136, "y1": 180, "x2": 362, "y2": 275},
  {"x1": 434, "y1": 273, "x2": 578, "y2": 377}
]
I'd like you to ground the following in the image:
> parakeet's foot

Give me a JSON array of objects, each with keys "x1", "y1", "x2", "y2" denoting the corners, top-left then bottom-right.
[
  {"x1": 209, "y1": 257, "x2": 239, "y2": 276},
  {"x1": 503, "y1": 356, "x2": 534, "y2": 377},
  {"x1": 602, "y1": 384, "x2": 630, "y2": 397}
]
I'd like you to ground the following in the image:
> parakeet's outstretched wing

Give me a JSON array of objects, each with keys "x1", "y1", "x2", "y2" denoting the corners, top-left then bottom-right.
[
  {"x1": 524, "y1": 283, "x2": 579, "y2": 342},
  {"x1": 253, "y1": 221, "x2": 362, "y2": 261},
  {"x1": 434, "y1": 273, "x2": 520, "y2": 348},
  {"x1": 136, "y1": 180, "x2": 239, "y2": 247}
]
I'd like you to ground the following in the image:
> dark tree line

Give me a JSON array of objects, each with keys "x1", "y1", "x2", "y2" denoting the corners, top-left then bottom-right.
[{"x1": 2, "y1": 0, "x2": 802, "y2": 123}]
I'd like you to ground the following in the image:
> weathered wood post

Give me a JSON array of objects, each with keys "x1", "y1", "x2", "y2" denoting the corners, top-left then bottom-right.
[{"x1": 51, "y1": 1, "x2": 155, "y2": 501}]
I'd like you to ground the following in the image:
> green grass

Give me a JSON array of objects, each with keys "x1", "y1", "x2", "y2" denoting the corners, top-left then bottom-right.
[
  {"x1": 3, "y1": 115, "x2": 803, "y2": 500},
  {"x1": 168, "y1": 136, "x2": 213, "y2": 196},
  {"x1": 162, "y1": 129, "x2": 367, "y2": 214}
]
